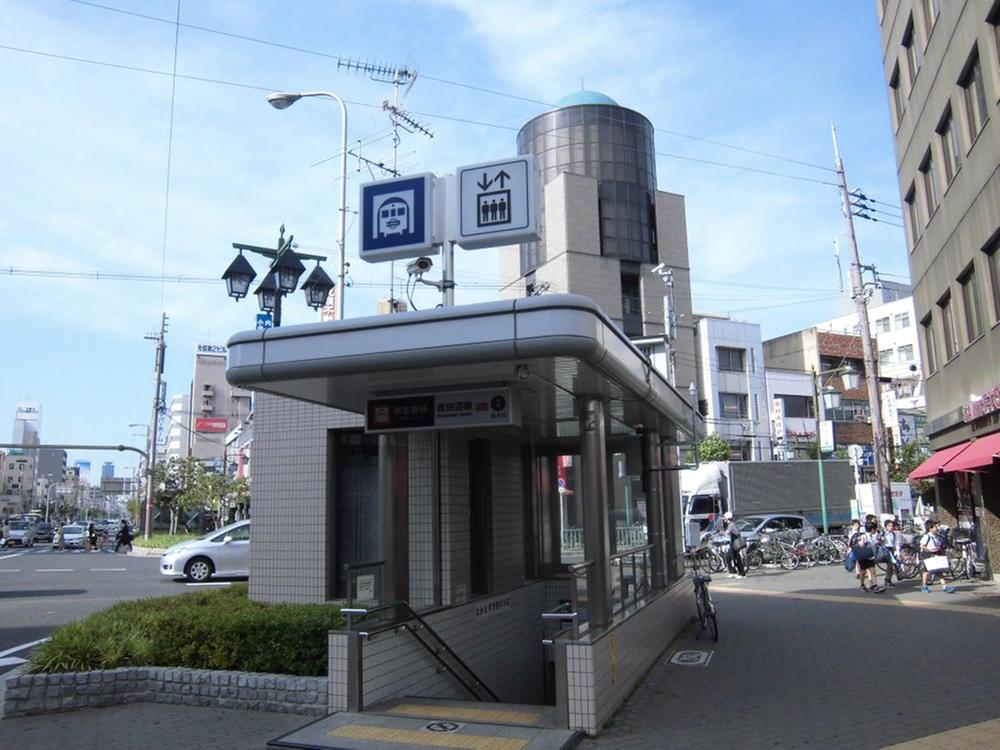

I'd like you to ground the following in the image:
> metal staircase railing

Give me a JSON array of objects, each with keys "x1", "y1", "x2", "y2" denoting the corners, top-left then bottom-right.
[{"x1": 348, "y1": 600, "x2": 500, "y2": 703}]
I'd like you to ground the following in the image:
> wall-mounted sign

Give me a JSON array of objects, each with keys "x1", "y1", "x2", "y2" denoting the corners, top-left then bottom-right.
[
  {"x1": 963, "y1": 385, "x2": 1000, "y2": 423},
  {"x1": 454, "y1": 155, "x2": 539, "y2": 250},
  {"x1": 196, "y1": 344, "x2": 227, "y2": 356},
  {"x1": 772, "y1": 398, "x2": 786, "y2": 442},
  {"x1": 359, "y1": 173, "x2": 437, "y2": 262},
  {"x1": 355, "y1": 574, "x2": 375, "y2": 601},
  {"x1": 194, "y1": 417, "x2": 228, "y2": 433},
  {"x1": 366, "y1": 388, "x2": 517, "y2": 434}
]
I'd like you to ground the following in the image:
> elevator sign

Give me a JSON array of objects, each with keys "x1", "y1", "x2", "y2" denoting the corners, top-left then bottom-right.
[
  {"x1": 366, "y1": 388, "x2": 518, "y2": 433},
  {"x1": 455, "y1": 156, "x2": 539, "y2": 250}
]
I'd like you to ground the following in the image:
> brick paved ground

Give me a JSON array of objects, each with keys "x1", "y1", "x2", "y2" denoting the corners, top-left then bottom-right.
[
  {"x1": 584, "y1": 566, "x2": 1000, "y2": 749},
  {"x1": 0, "y1": 702, "x2": 306, "y2": 748},
  {"x1": 0, "y1": 566, "x2": 996, "y2": 750}
]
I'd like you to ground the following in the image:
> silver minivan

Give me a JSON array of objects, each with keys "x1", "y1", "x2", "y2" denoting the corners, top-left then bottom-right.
[
  {"x1": 4, "y1": 519, "x2": 36, "y2": 548},
  {"x1": 158, "y1": 520, "x2": 250, "y2": 582}
]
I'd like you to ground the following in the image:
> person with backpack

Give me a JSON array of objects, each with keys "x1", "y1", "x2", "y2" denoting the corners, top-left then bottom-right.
[
  {"x1": 721, "y1": 511, "x2": 747, "y2": 579},
  {"x1": 844, "y1": 518, "x2": 862, "y2": 578},
  {"x1": 920, "y1": 519, "x2": 955, "y2": 594},
  {"x1": 854, "y1": 520, "x2": 885, "y2": 593}
]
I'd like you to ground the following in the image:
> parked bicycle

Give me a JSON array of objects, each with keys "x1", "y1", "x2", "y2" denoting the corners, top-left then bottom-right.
[{"x1": 692, "y1": 571, "x2": 718, "y2": 641}]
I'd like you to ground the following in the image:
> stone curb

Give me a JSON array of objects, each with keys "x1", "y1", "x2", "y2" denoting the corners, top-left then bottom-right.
[
  {"x1": 1, "y1": 667, "x2": 328, "y2": 719},
  {"x1": 127, "y1": 546, "x2": 166, "y2": 557}
]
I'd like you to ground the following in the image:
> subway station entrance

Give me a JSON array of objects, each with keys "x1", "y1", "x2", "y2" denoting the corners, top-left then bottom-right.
[{"x1": 226, "y1": 294, "x2": 701, "y2": 743}]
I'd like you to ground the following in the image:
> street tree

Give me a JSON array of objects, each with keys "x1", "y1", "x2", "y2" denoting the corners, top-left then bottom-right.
[{"x1": 698, "y1": 433, "x2": 732, "y2": 462}]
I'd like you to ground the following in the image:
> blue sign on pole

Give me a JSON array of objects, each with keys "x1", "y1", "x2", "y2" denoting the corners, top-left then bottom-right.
[
  {"x1": 359, "y1": 173, "x2": 437, "y2": 262},
  {"x1": 256, "y1": 313, "x2": 273, "y2": 330}
]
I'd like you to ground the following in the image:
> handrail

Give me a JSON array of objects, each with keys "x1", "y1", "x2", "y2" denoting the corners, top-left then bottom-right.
[
  {"x1": 567, "y1": 560, "x2": 593, "y2": 577},
  {"x1": 610, "y1": 543, "x2": 653, "y2": 563},
  {"x1": 395, "y1": 601, "x2": 500, "y2": 702}
]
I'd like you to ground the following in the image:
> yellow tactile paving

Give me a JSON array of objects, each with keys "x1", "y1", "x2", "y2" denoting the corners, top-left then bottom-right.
[
  {"x1": 328, "y1": 723, "x2": 529, "y2": 750},
  {"x1": 386, "y1": 703, "x2": 544, "y2": 726},
  {"x1": 882, "y1": 717, "x2": 1000, "y2": 749}
]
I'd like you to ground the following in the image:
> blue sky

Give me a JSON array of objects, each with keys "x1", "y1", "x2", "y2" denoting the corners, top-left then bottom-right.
[{"x1": 1, "y1": 0, "x2": 905, "y2": 474}]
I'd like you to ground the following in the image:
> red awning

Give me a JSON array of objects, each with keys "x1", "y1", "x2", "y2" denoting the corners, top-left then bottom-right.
[
  {"x1": 908, "y1": 442, "x2": 972, "y2": 480},
  {"x1": 946, "y1": 433, "x2": 1000, "y2": 472}
]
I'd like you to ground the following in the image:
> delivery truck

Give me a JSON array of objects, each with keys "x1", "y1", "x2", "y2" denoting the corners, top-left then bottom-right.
[{"x1": 680, "y1": 460, "x2": 855, "y2": 545}]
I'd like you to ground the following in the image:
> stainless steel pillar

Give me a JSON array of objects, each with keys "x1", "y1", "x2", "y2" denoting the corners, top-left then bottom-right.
[
  {"x1": 643, "y1": 430, "x2": 667, "y2": 589},
  {"x1": 580, "y1": 396, "x2": 613, "y2": 628}
]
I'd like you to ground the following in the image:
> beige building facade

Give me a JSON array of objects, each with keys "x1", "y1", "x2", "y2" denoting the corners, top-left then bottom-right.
[{"x1": 878, "y1": 0, "x2": 1000, "y2": 569}]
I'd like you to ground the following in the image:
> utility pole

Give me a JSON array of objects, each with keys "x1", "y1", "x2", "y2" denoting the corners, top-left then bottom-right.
[
  {"x1": 832, "y1": 124, "x2": 891, "y2": 516},
  {"x1": 143, "y1": 313, "x2": 167, "y2": 540}
]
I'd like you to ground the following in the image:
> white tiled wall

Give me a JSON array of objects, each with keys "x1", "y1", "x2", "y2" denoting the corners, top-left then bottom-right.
[
  {"x1": 408, "y1": 432, "x2": 437, "y2": 609},
  {"x1": 562, "y1": 580, "x2": 694, "y2": 734},
  {"x1": 250, "y1": 393, "x2": 362, "y2": 603}
]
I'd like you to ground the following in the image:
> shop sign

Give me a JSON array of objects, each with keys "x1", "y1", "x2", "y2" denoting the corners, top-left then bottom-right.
[
  {"x1": 194, "y1": 417, "x2": 228, "y2": 433},
  {"x1": 963, "y1": 385, "x2": 1000, "y2": 423},
  {"x1": 366, "y1": 388, "x2": 517, "y2": 433}
]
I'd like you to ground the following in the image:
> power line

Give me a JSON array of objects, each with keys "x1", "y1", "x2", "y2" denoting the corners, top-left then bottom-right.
[
  {"x1": 158, "y1": 0, "x2": 181, "y2": 310},
  {"x1": 62, "y1": 0, "x2": 837, "y2": 173}
]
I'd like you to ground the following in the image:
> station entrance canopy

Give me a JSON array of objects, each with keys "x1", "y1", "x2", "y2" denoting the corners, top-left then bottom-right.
[{"x1": 226, "y1": 294, "x2": 699, "y2": 442}]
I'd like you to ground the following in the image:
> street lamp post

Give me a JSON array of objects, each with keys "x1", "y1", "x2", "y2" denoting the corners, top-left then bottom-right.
[
  {"x1": 223, "y1": 226, "x2": 333, "y2": 327},
  {"x1": 266, "y1": 91, "x2": 349, "y2": 320},
  {"x1": 811, "y1": 365, "x2": 861, "y2": 534}
]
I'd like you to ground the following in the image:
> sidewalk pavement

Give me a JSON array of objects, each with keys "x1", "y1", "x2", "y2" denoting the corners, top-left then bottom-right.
[
  {"x1": 1, "y1": 566, "x2": 997, "y2": 749},
  {"x1": 584, "y1": 566, "x2": 1000, "y2": 749}
]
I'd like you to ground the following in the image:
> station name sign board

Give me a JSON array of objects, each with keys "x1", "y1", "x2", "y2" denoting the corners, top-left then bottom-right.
[{"x1": 366, "y1": 388, "x2": 517, "y2": 434}]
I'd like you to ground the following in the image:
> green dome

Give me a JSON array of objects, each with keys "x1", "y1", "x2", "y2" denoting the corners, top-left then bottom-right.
[{"x1": 552, "y1": 90, "x2": 619, "y2": 108}]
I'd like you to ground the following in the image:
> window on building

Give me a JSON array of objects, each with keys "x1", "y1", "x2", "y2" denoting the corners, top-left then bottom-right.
[
  {"x1": 875, "y1": 316, "x2": 891, "y2": 334},
  {"x1": 620, "y1": 271, "x2": 642, "y2": 337},
  {"x1": 893, "y1": 311, "x2": 911, "y2": 329},
  {"x1": 778, "y1": 395, "x2": 814, "y2": 419},
  {"x1": 719, "y1": 392, "x2": 748, "y2": 420},
  {"x1": 921, "y1": 0, "x2": 940, "y2": 42},
  {"x1": 903, "y1": 17, "x2": 922, "y2": 88},
  {"x1": 717, "y1": 347, "x2": 745, "y2": 373},
  {"x1": 937, "y1": 106, "x2": 962, "y2": 185},
  {"x1": 898, "y1": 344, "x2": 915, "y2": 362},
  {"x1": 960, "y1": 47, "x2": 989, "y2": 143},
  {"x1": 890, "y1": 63, "x2": 905, "y2": 127},
  {"x1": 879, "y1": 348, "x2": 895, "y2": 366},
  {"x1": 830, "y1": 399, "x2": 870, "y2": 422},
  {"x1": 919, "y1": 148, "x2": 939, "y2": 219},
  {"x1": 938, "y1": 292, "x2": 958, "y2": 360},
  {"x1": 959, "y1": 264, "x2": 985, "y2": 341},
  {"x1": 904, "y1": 183, "x2": 921, "y2": 248},
  {"x1": 921, "y1": 314, "x2": 938, "y2": 373},
  {"x1": 986, "y1": 240, "x2": 1000, "y2": 323}
]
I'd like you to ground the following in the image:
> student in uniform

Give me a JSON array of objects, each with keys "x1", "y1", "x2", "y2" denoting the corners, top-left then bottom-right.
[{"x1": 920, "y1": 519, "x2": 955, "y2": 594}]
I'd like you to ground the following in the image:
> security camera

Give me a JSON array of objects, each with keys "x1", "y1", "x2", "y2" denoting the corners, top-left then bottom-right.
[{"x1": 407, "y1": 257, "x2": 433, "y2": 276}]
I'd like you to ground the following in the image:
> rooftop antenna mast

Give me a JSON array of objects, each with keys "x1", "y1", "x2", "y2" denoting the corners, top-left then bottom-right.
[{"x1": 338, "y1": 58, "x2": 427, "y2": 309}]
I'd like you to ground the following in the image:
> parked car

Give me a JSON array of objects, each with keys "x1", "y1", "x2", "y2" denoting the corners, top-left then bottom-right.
[
  {"x1": 4, "y1": 519, "x2": 36, "y2": 547},
  {"x1": 735, "y1": 514, "x2": 811, "y2": 540},
  {"x1": 159, "y1": 520, "x2": 250, "y2": 582},
  {"x1": 34, "y1": 522, "x2": 54, "y2": 543},
  {"x1": 60, "y1": 524, "x2": 87, "y2": 549}
]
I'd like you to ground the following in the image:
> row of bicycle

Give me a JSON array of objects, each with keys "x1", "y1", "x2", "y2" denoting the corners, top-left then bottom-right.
[{"x1": 688, "y1": 527, "x2": 986, "y2": 581}]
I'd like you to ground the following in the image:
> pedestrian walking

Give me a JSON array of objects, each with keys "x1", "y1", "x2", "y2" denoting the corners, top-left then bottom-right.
[
  {"x1": 882, "y1": 518, "x2": 899, "y2": 587},
  {"x1": 721, "y1": 511, "x2": 747, "y2": 578},
  {"x1": 846, "y1": 518, "x2": 862, "y2": 578},
  {"x1": 56, "y1": 522, "x2": 65, "y2": 551},
  {"x1": 920, "y1": 519, "x2": 955, "y2": 594},
  {"x1": 114, "y1": 520, "x2": 133, "y2": 553},
  {"x1": 86, "y1": 522, "x2": 97, "y2": 552},
  {"x1": 855, "y1": 520, "x2": 885, "y2": 593}
]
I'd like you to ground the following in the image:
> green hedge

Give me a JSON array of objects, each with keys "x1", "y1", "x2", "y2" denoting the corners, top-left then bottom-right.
[
  {"x1": 29, "y1": 584, "x2": 342, "y2": 676},
  {"x1": 132, "y1": 532, "x2": 194, "y2": 549}
]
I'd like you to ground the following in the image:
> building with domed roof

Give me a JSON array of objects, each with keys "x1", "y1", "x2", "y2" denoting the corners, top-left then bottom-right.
[{"x1": 500, "y1": 90, "x2": 696, "y2": 390}]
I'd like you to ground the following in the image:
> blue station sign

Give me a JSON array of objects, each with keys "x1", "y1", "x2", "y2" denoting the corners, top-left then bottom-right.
[{"x1": 358, "y1": 173, "x2": 437, "y2": 262}]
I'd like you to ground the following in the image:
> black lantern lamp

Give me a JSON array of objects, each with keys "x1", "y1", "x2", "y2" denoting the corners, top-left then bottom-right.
[
  {"x1": 271, "y1": 248, "x2": 306, "y2": 293},
  {"x1": 221, "y1": 252, "x2": 257, "y2": 300},
  {"x1": 301, "y1": 264, "x2": 335, "y2": 309},
  {"x1": 253, "y1": 273, "x2": 279, "y2": 313}
]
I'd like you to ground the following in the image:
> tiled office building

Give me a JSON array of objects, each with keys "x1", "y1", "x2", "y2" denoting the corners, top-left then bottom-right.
[{"x1": 878, "y1": 1, "x2": 1000, "y2": 566}]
